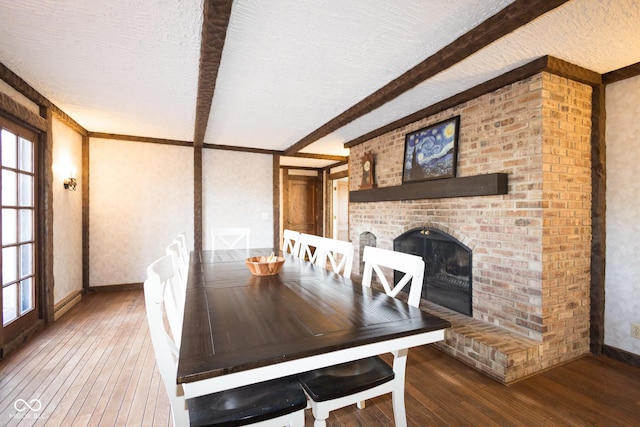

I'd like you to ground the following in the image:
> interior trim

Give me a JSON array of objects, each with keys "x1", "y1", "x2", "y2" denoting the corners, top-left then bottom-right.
[
  {"x1": 345, "y1": 56, "x2": 599, "y2": 149},
  {"x1": 0, "y1": 62, "x2": 87, "y2": 135},
  {"x1": 89, "y1": 132, "x2": 192, "y2": 147},
  {"x1": 590, "y1": 84, "x2": 606, "y2": 354},
  {"x1": 0, "y1": 92, "x2": 47, "y2": 131},
  {"x1": 82, "y1": 134, "x2": 90, "y2": 291},
  {"x1": 54, "y1": 290, "x2": 83, "y2": 321},
  {"x1": 603, "y1": 345, "x2": 640, "y2": 369},
  {"x1": 284, "y1": 0, "x2": 571, "y2": 155},
  {"x1": 603, "y1": 61, "x2": 640, "y2": 85},
  {"x1": 0, "y1": 319, "x2": 45, "y2": 360},
  {"x1": 193, "y1": 0, "x2": 234, "y2": 147},
  {"x1": 87, "y1": 283, "x2": 144, "y2": 293},
  {"x1": 43, "y1": 108, "x2": 54, "y2": 323},
  {"x1": 272, "y1": 155, "x2": 280, "y2": 250}
]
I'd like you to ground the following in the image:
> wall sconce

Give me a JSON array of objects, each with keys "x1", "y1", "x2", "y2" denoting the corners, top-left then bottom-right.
[{"x1": 64, "y1": 177, "x2": 78, "y2": 191}]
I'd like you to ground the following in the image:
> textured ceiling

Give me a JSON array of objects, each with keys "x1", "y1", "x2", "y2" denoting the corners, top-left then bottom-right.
[
  {"x1": 316, "y1": 0, "x2": 640, "y2": 153},
  {"x1": 205, "y1": 0, "x2": 514, "y2": 153},
  {"x1": 0, "y1": 1, "x2": 639, "y2": 168},
  {"x1": 0, "y1": 0, "x2": 203, "y2": 141}
]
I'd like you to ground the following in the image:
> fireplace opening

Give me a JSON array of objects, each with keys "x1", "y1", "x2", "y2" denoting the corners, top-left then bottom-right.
[
  {"x1": 394, "y1": 228, "x2": 472, "y2": 316},
  {"x1": 359, "y1": 231, "x2": 377, "y2": 274}
]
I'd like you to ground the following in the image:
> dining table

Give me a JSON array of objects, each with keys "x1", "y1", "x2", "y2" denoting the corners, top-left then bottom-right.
[{"x1": 177, "y1": 248, "x2": 451, "y2": 399}]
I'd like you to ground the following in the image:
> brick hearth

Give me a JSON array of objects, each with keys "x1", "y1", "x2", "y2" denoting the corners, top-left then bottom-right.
[
  {"x1": 421, "y1": 301, "x2": 543, "y2": 384},
  {"x1": 349, "y1": 72, "x2": 592, "y2": 383}
]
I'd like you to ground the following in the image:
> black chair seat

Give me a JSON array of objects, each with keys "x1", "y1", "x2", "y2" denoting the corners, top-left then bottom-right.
[
  {"x1": 297, "y1": 356, "x2": 395, "y2": 402},
  {"x1": 187, "y1": 375, "x2": 307, "y2": 427}
]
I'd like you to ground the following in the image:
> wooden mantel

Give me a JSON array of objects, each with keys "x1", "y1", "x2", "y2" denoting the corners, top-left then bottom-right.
[{"x1": 349, "y1": 173, "x2": 508, "y2": 203}]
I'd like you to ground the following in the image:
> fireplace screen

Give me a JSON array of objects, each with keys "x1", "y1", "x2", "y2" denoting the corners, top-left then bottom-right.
[{"x1": 394, "y1": 228, "x2": 472, "y2": 316}]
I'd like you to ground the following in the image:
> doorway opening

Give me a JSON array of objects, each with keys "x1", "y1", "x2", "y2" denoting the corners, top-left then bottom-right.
[
  {"x1": 1, "y1": 116, "x2": 41, "y2": 352},
  {"x1": 332, "y1": 177, "x2": 349, "y2": 241}
]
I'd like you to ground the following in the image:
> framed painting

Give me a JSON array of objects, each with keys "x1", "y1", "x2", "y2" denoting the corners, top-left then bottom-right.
[{"x1": 402, "y1": 116, "x2": 460, "y2": 183}]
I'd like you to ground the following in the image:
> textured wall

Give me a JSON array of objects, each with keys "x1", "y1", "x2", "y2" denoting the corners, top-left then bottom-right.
[
  {"x1": 89, "y1": 138, "x2": 193, "y2": 286},
  {"x1": 605, "y1": 75, "x2": 640, "y2": 356},
  {"x1": 350, "y1": 73, "x2": 592, "y2": 370},
  {"x1": 203, "y1": 149, "x2": 273, "y2": 249},
  {"x1": 0, "y1": 83, "x2": 83, "y2": 304},
  {"x1": 51, "y1": 117, "x2": 83, "y2": 302}
]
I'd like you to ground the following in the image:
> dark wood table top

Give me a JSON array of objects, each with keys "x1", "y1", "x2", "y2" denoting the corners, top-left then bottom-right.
[{"x1": 177, "y1": 249, "x2": 450, "y2": 390}]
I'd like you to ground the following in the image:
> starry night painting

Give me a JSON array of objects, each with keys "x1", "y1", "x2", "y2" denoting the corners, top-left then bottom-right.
[{"x1": 402, "y1": 116, "x2": 460, "y2": 183}]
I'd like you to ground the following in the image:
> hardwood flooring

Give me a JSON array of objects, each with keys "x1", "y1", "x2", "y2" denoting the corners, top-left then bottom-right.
[{"x1": 1, "y1": 290, "x2": 639, "y2": 426}]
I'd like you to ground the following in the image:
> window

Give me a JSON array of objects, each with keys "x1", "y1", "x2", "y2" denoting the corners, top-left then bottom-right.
[{"x1": 1, "y1": 121, "x2": 38, "y2": 332}]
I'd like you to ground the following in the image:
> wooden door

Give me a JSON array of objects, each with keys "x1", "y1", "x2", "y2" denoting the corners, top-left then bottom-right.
[
  {"x1": 0, "y1": 117, "x2": 40, "y2": 350},
  {"x1": 284, "y1": 174, "x2": 320, "y2": 236}
]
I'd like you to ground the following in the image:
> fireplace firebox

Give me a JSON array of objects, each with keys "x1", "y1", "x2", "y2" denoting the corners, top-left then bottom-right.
[{"x1": 394, "y1": 228, "x2": 472, "y2": 316}]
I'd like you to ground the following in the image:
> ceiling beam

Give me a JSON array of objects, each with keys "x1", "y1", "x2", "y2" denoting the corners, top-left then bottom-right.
[
  {"x1": 203, "y1": 142, "x2": 281, "y2": 155},
  {"x1": 0, "y1": 61, "x2": 88, "y2": 135},
  {"x1": 283, "y1": 0, "x2": 571, "y2": 156},
  {"x1": 193, "y1": 0, "x2": 234, "y2": 147},
  {"x1": 287, "y1": 153, "x2": 348, "y2": 162},
  {"x1": 603, "y1": 61, "x2": 640, "y2": 85},
  {"x1": 344, "y1": 55, "x2": 601, "y2": 148},
  {"x1": 203, "y1": 143, "x2": 348, "y2": 162},
  {"x1": 89, "y1": 132, "x2": 192, "y2": 147}
]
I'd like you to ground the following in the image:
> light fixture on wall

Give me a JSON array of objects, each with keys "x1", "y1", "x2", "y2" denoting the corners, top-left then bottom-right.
[
  {"x1": 63, "y1": 166, "x2": 78, "y2": 191},
  {"x1": 63, "y1": 177, "x2": 78, "y2": 191}
]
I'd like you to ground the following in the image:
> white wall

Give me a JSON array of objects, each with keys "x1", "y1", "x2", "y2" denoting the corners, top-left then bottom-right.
[
  {"x1": 52, "y1": 117, "x2": 83, "y2": 303},
  {"x1": 203, "y1": 149, "x2": 273, "y2": 249},
  {"x1": 605, "y1": 74, "x2": 640, "y2": 355},
  {"x1": 89, "y1": 138, "x2": 193, "y2": 286}
]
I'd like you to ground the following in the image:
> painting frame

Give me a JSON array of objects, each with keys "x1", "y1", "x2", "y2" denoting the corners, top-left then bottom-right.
[{"x1": 402, "y1": 115, "x2": 460, "y2": 183}]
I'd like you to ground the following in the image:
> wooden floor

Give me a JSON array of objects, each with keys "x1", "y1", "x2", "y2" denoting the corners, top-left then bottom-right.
[{"x1": 1, "y1": 290, "x2": 639, "y2": 426}]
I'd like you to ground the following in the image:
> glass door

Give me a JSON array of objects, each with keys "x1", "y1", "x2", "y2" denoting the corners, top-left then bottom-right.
[{"x1": 0, "y1": 118, "x2": 38, "y2": 344}]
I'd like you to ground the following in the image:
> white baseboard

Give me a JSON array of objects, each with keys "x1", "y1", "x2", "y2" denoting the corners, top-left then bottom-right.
[{"x1": 54, "y1": 290, "x2": 83, "y2": 321}]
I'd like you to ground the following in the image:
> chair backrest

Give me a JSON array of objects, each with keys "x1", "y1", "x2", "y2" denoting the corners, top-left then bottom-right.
[
  {"x1": 144, "y1": 257, "x2": 190, "y2": 426},
  {"x1": 175, "y1": 232, "x2": 190, "y2": 268},
  {"x1": 146, "y1": 255, "x2": 184, "y2": 347},
  {"x1": 211, "y1": 227, "x2": 250, "y2": 251},
  {"x1": 322, "y1": 238, "x2": 354, "y2": 279},
  {"x1": 361, "y1": 246, "x2": 425, "y2": 307},
  {"x1": 282, "y1": 229, "x2": 301, "y2": 256},
  {"x1": 166, "y1": 240, "x2": 187, "y2": 288},
  {"x1": 297, "y1": 233, "x2": 326, "y2": 264}
]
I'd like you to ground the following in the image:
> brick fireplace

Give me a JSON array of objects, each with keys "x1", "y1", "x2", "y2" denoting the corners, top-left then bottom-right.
[{"x1": 349, "y1": 72, "x2": 592, "y2": 383}]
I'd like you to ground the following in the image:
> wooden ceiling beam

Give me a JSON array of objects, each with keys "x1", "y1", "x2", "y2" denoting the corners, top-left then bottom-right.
[
  {"x1": 344, "y1": 55, "x2": 600, "y2": 148},
  {"x1": 0, "y1": 61, "x2": 88, "y2": 135},
  {"x1": 287, "y1": 153, "x2": 348, "y2": 162},
  {"x1": 193, "y1": 0, "x2": 234, "y2": 147},
  {"x1": 603, "y1": 61, "x2": 640, "y2": 85},
  {"x1": 283, "y1": 0, "x2": 571, "y2": 156}
]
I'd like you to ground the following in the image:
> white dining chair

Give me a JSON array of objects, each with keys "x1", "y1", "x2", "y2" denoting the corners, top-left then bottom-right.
[
  {"x1": 166, "y1": 240, "x2": 188, "y2": 289},
  {"x1": 297, "y1": 233, "x2": 326, "y2": 264},
  {"x1": 175, "y1": 232, "x2": 190, "y2": 268},
  {"x1": 282, "y1": 229, "x2": 301, "y2": 256},
  {"x1": 320, "y1": 238, "x2": 354, "y2": 279},
  {"x1": 362, "y1": 246, "x2": 424, "y2": 307},
  {"x1": 211, "y1": 227, "x2": 251, "y2": 252},
  {"x1": 144, "y1": 257, "x2": 307, "y2": 427},
  {"x1": 146, "y1": 255, "x2": 185, "y2": 347},
  {"x1": 297, "y1": 246, "x2": 425, "y2": 427}
]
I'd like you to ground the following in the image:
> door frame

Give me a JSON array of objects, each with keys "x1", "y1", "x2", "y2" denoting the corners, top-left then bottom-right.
[
  {"x1": 0, "y1": 112, "x2": 49, "y2": 358},
  {"x1": 281, "y1": 167, "x2": 323, "y2": 237},
  {"x1": 327, "y1": 169, "x2": 349, "y2": 240}
]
